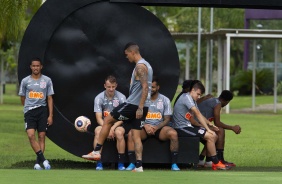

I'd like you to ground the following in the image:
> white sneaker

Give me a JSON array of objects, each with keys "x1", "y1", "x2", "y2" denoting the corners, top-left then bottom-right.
[
  {"x1": 205, "y1": 161, "x2": 212, "y2": 168},
  {"x1": 82, "y1": 151, "x2": 101, "y2": 161},
  {"x1": 197, "y1": 160, "x2": 205, "y2": 167},
  {"x1": 132, "y1": 166, "x2": 143, "y2": 172},
  {"x1": 43, "y1": 160, "x2": 51, "y2": 170},
  {"x1": 34, "y1": 164, "x2": 43, "y2": 170}
]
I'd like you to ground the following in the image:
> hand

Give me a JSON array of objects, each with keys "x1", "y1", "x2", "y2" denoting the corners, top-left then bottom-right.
[
  {"x1": 136, "y1": 107, "x2": 143, "y2": 119},
  {"x1": 232, "y1": 125, "x2": 241, "y2": 134},
  {"x1": 209, "y1": 124, "x2": 219, "y2": 132},
  {"x1": 47, "y1": 116, "x2": 53, "y2": 126},
  {"x1": 206, "y1": 129, "x2": 216, "y2": 136},
  {"x1": 144, "y1": 124, "x2": 154, "y2": 135},
  {"x1": 107, "y1": 128, "x2": 115, "y2": 140}
]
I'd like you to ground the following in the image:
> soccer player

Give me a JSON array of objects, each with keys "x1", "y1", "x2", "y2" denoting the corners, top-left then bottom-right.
[
  {"x1": 197, "y1": 90, "x2": 241, "y2": 167},
  {"x1": 125, "y1": 77, "x2": 180, "y2": 171},
  {"x1": 171, "y1": 80, "x2": 228, "y2": 170},
  {"x1": 18, "y1": 57, "x2": 54, "y2": 170},
  {"x1": 82, "y1": 75, "x2": 127, "y2": 170},
  {"x1": 90, "y1": 42, "x2": 153, "y2": 172}
]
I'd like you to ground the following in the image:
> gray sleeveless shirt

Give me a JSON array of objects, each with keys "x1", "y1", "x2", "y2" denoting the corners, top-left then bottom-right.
[{"x1": 126, "y1": 58, "x2": 153, "y2": 107}]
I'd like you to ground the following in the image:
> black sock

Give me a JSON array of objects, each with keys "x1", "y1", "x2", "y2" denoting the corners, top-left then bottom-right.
[
  {"x1": 216, "y1": 149, "x2": 224, "y2": 161},
  {"x1": 199, "y1": 154, "x2": 205, "y2": 161},
  {"x1": 36, "y1": 156, "x2": 40, "y2": 164},
  {"x1": 118, "y1": 153, "x2": 125, "y2": 164},
  {"x1": 206, "y1": 156, "x2": 212, "y2": 162},
  {"x1": 127, "y1": 151, "x2": 136, "y2": 163},
  {"x1": 136, "y1": 160, "x2": 142, "y2": 168},
  {"x1": 211, "y1": 155, "x2": 219, "y2": 164},
  {"x1": 94, "y1": 144, "x2": 103, "y2": 151},
  {"x1": 171, "y1": 151, "x2": 178, "y2": 164},
  {"x1": 36, "y1": 150, "x2": 46, "y2": 163}
]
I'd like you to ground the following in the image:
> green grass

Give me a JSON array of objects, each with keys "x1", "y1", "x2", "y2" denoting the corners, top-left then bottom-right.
[{"x1": 0, "y1": 83, "x2": 282, "y2": 183}]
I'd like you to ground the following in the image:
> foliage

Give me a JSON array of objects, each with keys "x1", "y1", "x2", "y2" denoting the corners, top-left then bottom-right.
[
  {"x1": 277, "y1": 81, "x2": 282, "y2": 95},
  {"x1": 231, "y1": 69, "x2": 274, "y2": 95}
]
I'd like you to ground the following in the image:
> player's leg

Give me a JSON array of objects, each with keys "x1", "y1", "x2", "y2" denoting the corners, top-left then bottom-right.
[
  {"x1": 131, "y1": 128, "x2": 143, "y2": 171},
  {"x1": 114, "y1": 126, "x2": 126, "y2": 170},
  {"x1": 126, "y1": 128, "x2": 147, "y2": 170},
  {"x1": 158, "y1": 126, "x2": 180, "y2": 171}
]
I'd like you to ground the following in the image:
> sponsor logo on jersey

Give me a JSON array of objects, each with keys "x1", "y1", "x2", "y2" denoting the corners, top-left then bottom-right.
[
  {"x1": 103, "y1": 111, "x2": 110, "y2": 117},
  {"x1": 146, "y1": 112, "x2": 162, "y2": 120},
  {"x1": 118, "y1": 115, "x2": 129, "y2": 121},
  {"x1": 157, "y1": 101, "x2": 163, "y2": 109},
  {"x1": 113, "y1": 99, "x2": 120, "y2": 107},
  {"x1": 185, "y1": 112, "x2": 192, "y2": 120},
  {"x1": 28, "y1": 91, "x2": 44, "y2": 99},
  {"x1": 198, "y1": 129, "x2": 205, "y2": 134}
]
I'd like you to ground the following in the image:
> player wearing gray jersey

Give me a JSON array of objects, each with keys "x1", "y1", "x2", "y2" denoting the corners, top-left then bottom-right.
[
  {"x1": 197, "y1": 90, "x2": 241, "y2": 167},
  {"x1": 82, "y1": 75, "x2": 127, "y2": 170},
  {"x1": 18, "y1": 58, "x2": 54, "y2": 170},
  {"x1": 92, "y1": 42, "x2": 153, "y2": 172},
  {"x1": 172, "y1": 80, "x2": 229, "y2": 170},
  {"x1": 125, "y1": 77, "x2": 180, "y2": 171}
]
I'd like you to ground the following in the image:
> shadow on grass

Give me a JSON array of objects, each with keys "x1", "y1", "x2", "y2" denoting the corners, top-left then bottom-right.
[{"x1": 9, "y1": 159, "x2": 282, "y2": 172}]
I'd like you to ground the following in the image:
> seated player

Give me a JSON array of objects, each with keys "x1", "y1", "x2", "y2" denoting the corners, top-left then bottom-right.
[
  {"x1": 197, "y1": 90, "x2": 241, "y2": 167},
  {"x1": 171, "y1": 80, "x2": 229, "y2": 170},
  {"x1": 82, "y1": 75, "x2": 127, "y2": 170},
  {"x1": 125, "y1": 77, "x2": 180, "y2": 171}
]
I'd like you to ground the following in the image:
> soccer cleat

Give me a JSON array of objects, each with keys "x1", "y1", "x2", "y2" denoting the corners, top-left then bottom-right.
[
  {"x1": 43, "y1": 160, "x2": 51, "y2": 170},
  {"x1": 197, "y1": 160, "x2": 205, "y2": 168},
  {"x1": 118, "y1": 163, "x2": 125, "y2": 171},
  {"x1": 82, "y1": 151, "x2": 101, "y2": 161},
  {"x1": 221, "y1": 160, "x2": 236, "y2": 167},
  {"x1": 212, "y1": 161, "x2": 227, "y2": 170},
  {"x1": 125, "y1": 163, "x2": 136, "y2": 171},
  {"x1": 171, "y1": 163, "x2": 180, "y2": 171},
  {"x1": 34, "y1": 164, "x2": 43, "y2": 170},
  {"x1": 96, "y1": 162, "x2": 103, "y2": 170},
  {"x1": 205, "y1": 161, "x2": 212, "y2": 168},
  {"x1": 132, "y1": 166, "x2": 143, "y2": 172}
]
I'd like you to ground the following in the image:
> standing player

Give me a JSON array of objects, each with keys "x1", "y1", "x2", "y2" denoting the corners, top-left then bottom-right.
[
  {"x1": 197, "y1": 90, "x2": 241, "y2": 167},
  {"x1": 125, "y1": 77, "x2": 180, "y2": 171},
  {"x1": 90, "y1": 42, "x2": 153, "y2": 172},
  {"x1": 171, "y1": 80, "x2": 228, "y2": 170},
  {"x1": 18, "y1": 57, "x2": 54, "y2": 170},
  {"x1": 82, "y1": 75, "x2": 127, "y2": 170}
]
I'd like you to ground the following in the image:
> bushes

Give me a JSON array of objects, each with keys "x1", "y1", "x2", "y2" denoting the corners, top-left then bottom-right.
[{"x1": 231, "y1": 69, "x2": 274, "y2": 95}]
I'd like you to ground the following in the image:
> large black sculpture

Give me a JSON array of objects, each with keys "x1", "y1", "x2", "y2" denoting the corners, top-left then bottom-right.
[{"x1": 18, "y1": 0, "x2": 179, "y2": 157}]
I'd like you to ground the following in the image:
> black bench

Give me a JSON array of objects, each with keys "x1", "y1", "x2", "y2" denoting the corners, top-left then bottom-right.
[{"x1": 100, "y1": 137, "x2": 199, "y2": 167}]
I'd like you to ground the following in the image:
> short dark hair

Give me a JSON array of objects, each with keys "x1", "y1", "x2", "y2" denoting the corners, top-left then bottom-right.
[
  {"x1": 31, "y1": 57, "x2": 42, "y2": 65},
  {"x1": 105, "y1": 75, "x2": 117, "y2": 83},
  {"x1": 219, "y1": 90, "x2": 233, "y2": 101},
  {"x1": 152, "y1": 76, "x2": 159, "y2": 85},
  {"x1": 124, "y1": 42, "x2": 139, "y2": 53},
  {"x1": 182, "y1": 80, "x2": 193, "y2": 90},
  {"x1": 190, "y1": 80, "x2": 205, "y2": 94}
]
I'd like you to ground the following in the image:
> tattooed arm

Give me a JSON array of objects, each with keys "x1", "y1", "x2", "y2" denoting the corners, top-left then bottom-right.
[{"x1": 135, "y1": 63, "x2": 148, "y2": 119}]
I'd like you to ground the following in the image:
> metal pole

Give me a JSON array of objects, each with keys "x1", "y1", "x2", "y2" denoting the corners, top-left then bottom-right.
[
  {"x1": 225, "y1": 35, "x2": 231, "y2": 114},
  {"x1": 217, "y1": 36, "x2": 223, "y2": 97},
  {"x1": 205, "y1": 41, "x2": 210, "y2": 94},
  {"x1": 185, "y1": 39, "x2": 190, "y2": 80},
  {"x1": 0, "y1": 54, "x2": 4, "y2": 104},
  {"x1": 197, "y1": 7, "x2": 202, "y2": 80},
  {"x1": 252, "y1": 40, "x2": 257, "y2": 111},
  {"x1": 274, "y1": 40, "x2": 278, "y2": 113},
  {"x1": 209, "y1": 8, "x2": 214, "y2": 94}
]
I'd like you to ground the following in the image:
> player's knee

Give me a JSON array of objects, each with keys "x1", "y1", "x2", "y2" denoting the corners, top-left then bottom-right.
[{"x1": 168, "y1": 130, "x2": 178, "y2": 140}]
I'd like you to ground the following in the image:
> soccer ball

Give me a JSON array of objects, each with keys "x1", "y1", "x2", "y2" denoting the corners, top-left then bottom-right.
[{"x1": 74, "y1": 116, "x2": 91, "y2": 132}]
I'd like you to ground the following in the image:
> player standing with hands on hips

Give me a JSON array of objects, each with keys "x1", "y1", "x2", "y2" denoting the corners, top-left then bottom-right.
[
  {"x1": 91, "y1": 42, "x2": 153, "y2": 172},
  {"x1": 18, "y1": 57, "x2": 54, "y2": 170}
]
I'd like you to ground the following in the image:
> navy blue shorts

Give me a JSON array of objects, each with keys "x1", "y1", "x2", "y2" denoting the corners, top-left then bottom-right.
[
  {"x1": 110, "y1": 103, "x2": 148, "y2": 130},
  {"x1": 24, "y1": 106, "x2": 48, "y2": 132}
]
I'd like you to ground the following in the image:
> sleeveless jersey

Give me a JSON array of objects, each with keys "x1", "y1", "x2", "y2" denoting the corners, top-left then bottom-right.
[
  {"x1": 18, "y1": 75, "x2": 55, "y2": 114},
  {"x1": 171, "y1": 92, "x2": 198, "y2": 129},
  {"x1": 94, "y1": 90, "x2": 126, "y2": 119},
  {"x1": 197, "y1": 97, "x2": 220, "y2": 122},
  {"x1": 145, "y1": 93, "x2": 172, "y2": 126},
  {"x1": 126, "y1": 58, "x2": 153, "y2": 107}
]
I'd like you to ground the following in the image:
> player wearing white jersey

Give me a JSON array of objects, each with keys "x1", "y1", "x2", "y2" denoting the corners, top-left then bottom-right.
[{"x1": 125, "y1": 77, "x2": 180, "y2": 171}]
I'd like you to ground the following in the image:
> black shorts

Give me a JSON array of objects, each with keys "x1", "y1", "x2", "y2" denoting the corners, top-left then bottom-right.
[
  {"x1": 143, "y1": 127, "x2": 162, "y2": 139},
  {"x1": 111, "y1": 103, "x2": 148, "y2": 130},
  {"x1": 24, "y1": 106, "x2": 48, "y2": 132},
  {"x1": 175, "y1": 126, "x2": 206, "y2": 138}
]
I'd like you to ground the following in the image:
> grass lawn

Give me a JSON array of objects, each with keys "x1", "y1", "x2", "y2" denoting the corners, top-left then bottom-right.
[{"x1": 0, "y1": 83, "x2": 281, "y2": 183}]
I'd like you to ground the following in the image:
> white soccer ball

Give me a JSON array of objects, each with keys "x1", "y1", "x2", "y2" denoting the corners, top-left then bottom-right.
[{"x1": 74, "y1": 116, "x2": 91, "y2": 132}]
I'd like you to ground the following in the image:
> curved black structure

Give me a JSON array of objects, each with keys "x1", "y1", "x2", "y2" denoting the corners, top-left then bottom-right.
[{"x1": 18, "y1": 0, "x2": 179, "y2": 157}]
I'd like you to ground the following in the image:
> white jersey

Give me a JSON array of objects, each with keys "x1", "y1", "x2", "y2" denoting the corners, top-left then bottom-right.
[
  {"x1": 94, "y1": 90, "x2": 126, "y2": 119},
  {"x1": 145, "y1": 93, "x2": 172, "y2": 126},
  {"x1": 18, "y1": 75, "x2": 54, "y2": 114},
  {"x1": 171, "y1": 92, "x2": 197, "y2": 129}
]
